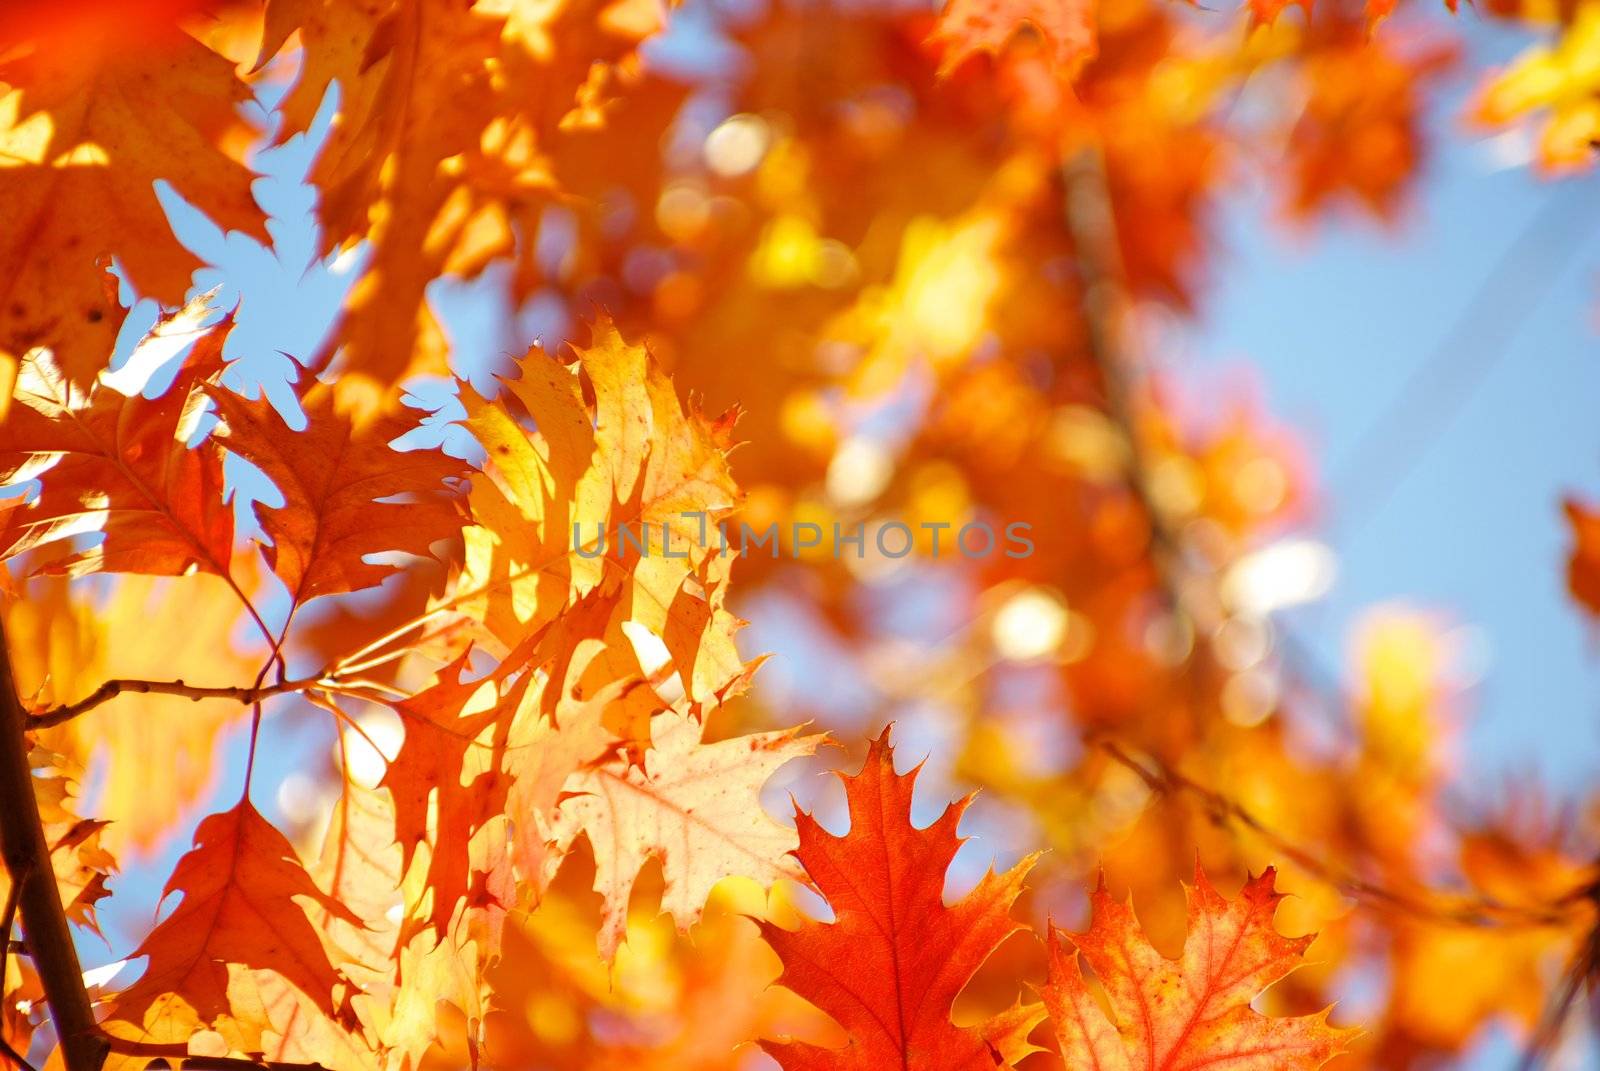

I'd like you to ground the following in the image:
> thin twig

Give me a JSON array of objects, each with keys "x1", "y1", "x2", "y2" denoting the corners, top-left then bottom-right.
[
  {"x1": 0, "y1": 1028, "x2": 38, "y2": 1071},
  {"x1": 0, "y1": 1027, "x2": 38, "y2": 1071},
  {"x1": 99, "y1": 1035, "x2": 330, "y2": 1070},
  {"x1": 1095, "y1": 737, "x2": 1594, "y2": 930},
  {"x1": 28, "y1": 672, "x2": 340, "y2": 729},
  {"x1": 1515, "y1": 875, "x2": 1600, "y2": 1071},
  {"x1": 0, "y1": 868, "x2": 40, "y2": 1071}
]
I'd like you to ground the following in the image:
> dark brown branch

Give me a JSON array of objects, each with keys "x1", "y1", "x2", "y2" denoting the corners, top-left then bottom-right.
[
  {"x1": 26, "y1": 674, "x2": 332, "y2": 730},
  {"x1": 0, "y1": 619, "x2": 106, "y2": 1071},
  {"x1": 170, "y1": 1062, "x2": 331, "y2": 1071},
  {"x1": 0, "y1": 1024, "x2": 38, "y2": 1071},
  {"x1": 0, "y1": 1027, "x2": 38, "y2": 1071},
  {"x1": 0, "y1": 870, "x2": 40, "y2": 1071},
  {"x1": 100, "y1": 1036, "x2": 330, "y2": 1070},
  {"x1": 1515, "y1": 872, "x2": 1600, "y2": 1071}
]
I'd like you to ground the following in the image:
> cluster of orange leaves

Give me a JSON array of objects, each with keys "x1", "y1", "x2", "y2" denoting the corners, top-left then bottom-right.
[{"x1": 1, "y1": 0, "x2": 1598, "y2": 1068}]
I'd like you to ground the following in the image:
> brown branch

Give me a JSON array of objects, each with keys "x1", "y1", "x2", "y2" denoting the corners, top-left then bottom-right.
[
  {"x1": 1095, "y1": 736, "x2": 1594, "y2": 930},
  {"x1": 170, "y1": 1062, "x2": 331, "y2": 1071},
  {"x1": 27, "y1": 673, "x2": 335, "y2": 730},
  {"x1": 100, "y1": 1037, "x2": 330, "y2": 1070},
  {"x1": 0, "y1": 1027, "x2": 38, "y2": 1071},
  {"x1": 0, "y1": 620, "x2": 107, "y2": 1071},
  {"x1": 1515, "y1": 900, "x2": 1600, "y2": 1071},
  {"x1": 1061, "y1": 146, "x2": 1221, "y2": 640},
  {"x1": 0, "y1": 870, "x2": 40, "y2": 1071},
  {"x1": 0, "y1": 1028, "x2": 38, "y2": 1070}
]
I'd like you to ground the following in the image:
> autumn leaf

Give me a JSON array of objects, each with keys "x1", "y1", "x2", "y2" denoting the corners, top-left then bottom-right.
[
  {"x1": 457, "y1": 320, "x2": 745, "y2": 702},
  {"x1": 1043, "y1": 865, "x2": 1359, "y2": 1071},
  {"x1": 548, "y1": 708, "x2": 826, "y2": 957},
  {"x1": 256, "y1": 0, "x2": 663, "y2": 402},
  {"x1": 1564, "y1": 496, "x2": 1600, "y2": 618},
  {"x1": 378, "y1": 646, "x2": 532, "y2": 942},
  {"x1": 104, "y1": 800, "x2": 361, "y2": 1053},
  {"x1": 758, "y1": 728, "x2": 1044, "y2": 1070},
  {"x1": 285, "y1": 0, "x2": 505, "y2": 396},
  {"x1": 1474, "y1": 5, "x2": 1600, "y2": 174},
  {"x1": 500, "y1": 592, "x2": 649, "y2": 889},
  {"x1": 4, "y1": 747, "x2": 117, "y2": 941},
  {"x1": 932, "y1": 0, "x2": 1096, "y2": 78},
  {"x1": 0, "y1": 301, "x2": 234, "y2": 581},
  {"x1": 34, "y1": 764, "x2": 115, "y2": 939},
  {"x1": 252, "y1": 774, "x2": 495, "y2": 1071},
  {"x1": 1245, "y1": 0, "x2": 1313, "y2": 28},
  {"x1": 205, "y1": 381, "x2": 465, "y2": 615},
  {"x1": 0, "y1": 24, "x2": 265, "y2": 397},
  {"x1": 1286, "y1": 33, "x2": 1455, "y2": 221}
]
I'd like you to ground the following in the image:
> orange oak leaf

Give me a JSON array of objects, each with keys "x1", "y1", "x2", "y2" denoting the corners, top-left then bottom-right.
[
  {"x1": 1285, "y1": 33, "x2": 1454, "y2": 222},
  {"x1": 378, "y1": 645, "x2": 533, "y2": 943},
  {"x1": 758, "y1": 728, "x2": 1044, "y2": 1070},
  {"x1": 0, "y1": 304, "x2": 233, "y2": 580},
  {"x1": 377, "y1": 593, "x2": 664, "y2": 949},
  {"x1": 548, "y1": 708, "x2": 826, "y2": 958},
  {"x1": 1564, "y1": 497, "x2": 1600, "y2": 618},
  {"x1": 932, "y1": 0, "x2": 1096, "y2": 78},
  {"x1": 1245, "y1": 0, "x2": 1312, "y2": 27},
  {"x1": 255, "y1": 773, "x2": 497, "y2": 1071},
  {"x1": 205, "y1": 382, "x2": 465, "y2": 613},
  {"x1": 12, "y1": 746, "x2": 117, "y2": 941},
  {"x1": 0, "y1": 25, "x2": 266, "y2": 397},
  {"x1": 104, "y1": 800, "x2": 361, "y2": 1052},
  {"x1": 500, "y1": 589, "x2": 651, "y2": 891},
  {"x1": 1043, "y1": 865, "x2": 1358, "y2": 1071},
  {"x1": 255, "y1": 0, "x2": 665, "y2": 404}
]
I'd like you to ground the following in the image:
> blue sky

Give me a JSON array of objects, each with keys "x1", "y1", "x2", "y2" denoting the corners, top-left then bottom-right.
[{"x1": 1193, "y1": 18, "x2": 1600, "y2": 797}]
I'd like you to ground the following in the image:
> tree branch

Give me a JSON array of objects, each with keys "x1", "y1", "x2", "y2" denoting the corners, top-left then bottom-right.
[
  {"x1": 27, "y1": 674, "x2": 332, "y2": 729},
  {"x1": 0, "y1": 619, "x2": 107, "y2": 1071},
  {"x1": 1061, "y1": 146, "x2": 1222, "y2": 641},
  {"x1": 100, "y1": 1036, "x2": 330, "y2": 1070},
  {"x1": 0, "y1": 870, "x2": 41, "y2": 1071}
]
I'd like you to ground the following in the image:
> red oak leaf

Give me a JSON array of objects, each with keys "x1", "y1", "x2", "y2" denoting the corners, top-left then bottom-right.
[
  {"x1": 758, "y1": 727, "x2": 1044, "y2": 1070},
  {"x1": 1043, "y1": 865, "x2": 1359, "y2": 1071}
]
